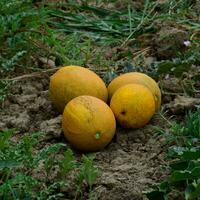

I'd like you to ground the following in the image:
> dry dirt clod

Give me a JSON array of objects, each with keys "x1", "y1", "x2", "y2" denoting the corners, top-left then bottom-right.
[
  {"x1": 38, "y1": 57, "x2": 56, "y2": 68},
  {"x1": 165, "y1": 95, "x2": 200, "y2": 114},
  {"x1": 115, "y1": 0, "x2": 145, "y2": 10},
  {"x1": 40, "y1": 116, "x2": 62, "y2": 139},
  {"x1": 5, "y1": 111, "x2": 31, "y2": 132},
  {"x1": 153, "y1": 27, "x2": 189, "y2": 60},
  {"x1": 161, "y1": 78, "x2": 183, "y2": 93}
]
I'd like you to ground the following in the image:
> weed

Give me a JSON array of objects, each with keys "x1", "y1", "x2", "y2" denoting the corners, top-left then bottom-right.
[
  {"x1": 0, "y1": 129, "x2": 100, "y2": 199},
  {"x1": 0, "y1": 0, "x2": 48, "y2": 71},
  {"x1": 152, "y1": 39, "x2": 200, "y2": 77},
  {"x1": 0, "y1": 80, "x2": 12, "y2": 103},
  {"x1": 145, "y1": 108, "x2": 200, "y2": 200},
  {"x1": 1, "y1": 0, "x2": 199, "y2": 77},
  {"x1": 58, "y1": 149, "x2": 76, "y2": 177},
  {"x1": 0, "y1": 1, "x2": 96, "y2": 71},
  {"x1": 42, "y1": 31, "x2": 94, "y2": 66},
  {"x1": 48, "y1": 1, "x2": 157, "y2": 46},
  {"x1": 77, "y1": 155, "x2": 100, "y2": 192}
]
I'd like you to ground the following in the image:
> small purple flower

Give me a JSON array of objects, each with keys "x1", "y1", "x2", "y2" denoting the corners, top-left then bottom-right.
[{"x1": 183, "y1": 40, "x2": 191, "y2": 47}]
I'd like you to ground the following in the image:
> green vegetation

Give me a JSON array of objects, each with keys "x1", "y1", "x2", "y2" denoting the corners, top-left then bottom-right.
[
  {"x1": 0, "y1": 81, "x2": 12, "y2": 103},
  {"x1": 0, "y1": 0, "x2": 96, "y2": 72},
  {"x1": 153, "y1": 39, "x2": 200, "y2": 77},
  {"x1": 1, "y1": 0, "x2": 199, "y2": 75},
  {"x1": 0, "y1": 130, "x2": 100, "y2": 199},
  {"x1": 146, "y1": 108, "x2": 200, "y2": 200},
  {"x1": 0, "y1": 0, "x2": 47, "y2": 71}
]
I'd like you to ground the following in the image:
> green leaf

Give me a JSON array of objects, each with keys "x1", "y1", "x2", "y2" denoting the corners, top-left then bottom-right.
[
  {"x1": 180, "y1": 148, "x2": 200, "y2": 161},
  {"x1": 189, "y1": 182, "x2": 200, "y2": 199},
  {"x1": 168, "y1": 146, "x2": 200, "y2": 161},
  {"x1": 185, "y1": 182, "x2": 200, "y2": 200},
  {"x1": 145, "y1": 190, "x2": 166, "y2": 200},
  {"x1": 170, "y1": 167, "x2": 200, "y2": 182},
  {"x1": 170, "y1": 160, "x2": 189, "y2": 171},
  {"x1": 77, "y1": 155, "x2": 99, "y2": 190},
  {"x1": 0, "y1": 129, "x2": 15, "y2": 150},
  {"x1": 185, "y1": 184, "x2": 195, "y2": 200},
  {"x1": 156, "y1": 60, "x2": 178, "y2": 74},
  {"x1": 59, "y1": 149, "x2": 76, "y2": 176},
  {"x1": 0, "y1": 160, "x2": 21, "y2": 170}
]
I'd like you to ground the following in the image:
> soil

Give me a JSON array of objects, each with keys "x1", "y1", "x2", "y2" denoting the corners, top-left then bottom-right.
[
  {"x1": 0, "y1": 74, "x2": 169, "y2": 199},
  {"x1": 152, "y1": 26, "x2": 189, "y2": 60}
]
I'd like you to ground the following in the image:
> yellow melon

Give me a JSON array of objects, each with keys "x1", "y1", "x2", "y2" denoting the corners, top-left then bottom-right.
[
  {"x1": 110, "y1": 84, "x2": 155, "y2": 129},
  {"x1": 49, "y1": 65, "x2": 108, "y2": 112},
  {"x1": 62, "y1": 95, "x2": 116, "y2": 152},
  {"x1": 108, "y1": 72, "x2": 161, "y2": 110}
]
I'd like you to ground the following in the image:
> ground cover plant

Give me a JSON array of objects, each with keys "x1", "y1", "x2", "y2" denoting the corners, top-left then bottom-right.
[
  {"x1": 0, "y1": 129, "x2": 99, "y2": 200},
  {"x1": 0, "y1": 0, "x2": 200, "y2": 199},
  {"x1": 146, "y1": 108, "x2": 200, "y2": 200}
]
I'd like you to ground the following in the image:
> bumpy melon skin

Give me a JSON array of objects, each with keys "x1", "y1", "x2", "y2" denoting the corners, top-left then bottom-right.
[
  {"x1": 110, "y1": 84, "x2": 155, "y2": 129},
  {"x1": 62, "y1": 95, "x2": 116, "y2": 152},
  {"x1": 49, "y1": 65, "x2": 108, "y2": 112},
  {"x1": 108, "y1": 72, "x2": 161, "y2": 111}
]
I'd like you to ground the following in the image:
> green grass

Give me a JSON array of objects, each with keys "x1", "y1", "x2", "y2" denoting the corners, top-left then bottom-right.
[
  {"x1": 47, "y1": 0, "x2": 157, "y2": 46},
  {"x1": 0, "y1": 129, "x2": 100, "y2": 200},
  {"x1": 0, "y1": 0, "x2": 48, "y2": 71},
  {"x1": 46, "y1": 0, "x2": 200, "y2": 78},
  {"x1": 47, "y1": 0, "x2": 198, "y2": 44},
  {"x1": 145, "y1": 108, "x2": 200, "y2": 200},
  {"x1": 0, "y1": 0, "x2": 100, "y2": 72},
  {"x1": 0, "y1": 0, "x2": 199, "y2": 75}
]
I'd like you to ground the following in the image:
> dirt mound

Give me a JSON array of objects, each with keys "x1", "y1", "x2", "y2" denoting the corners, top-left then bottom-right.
[{"x1": 0, "y1": 75, "x2": 168, "y2": 199}]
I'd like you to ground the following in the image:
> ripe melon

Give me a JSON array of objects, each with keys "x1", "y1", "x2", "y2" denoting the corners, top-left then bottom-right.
[
  {"x1": 108, "y1": 72, "x2": 161, "y2": 110},
  {"x1": 49, "y1": 65, "x2": 108, "y2": 112},
  {"x1": 110, "y1": 84, "x2": 155, "y2": 129},
  {"x1": 62, "y1": 95, "x2": 116, "y2": 152}
]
